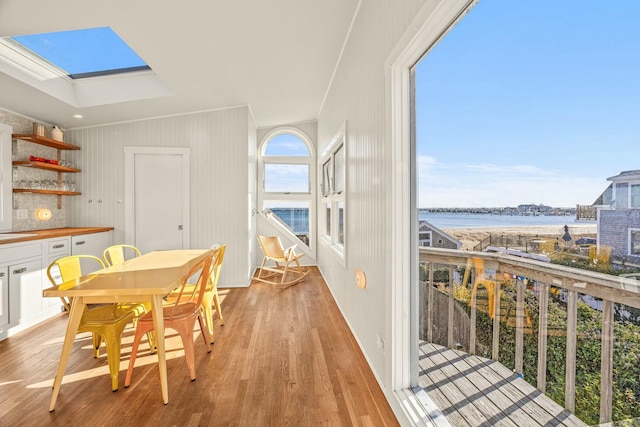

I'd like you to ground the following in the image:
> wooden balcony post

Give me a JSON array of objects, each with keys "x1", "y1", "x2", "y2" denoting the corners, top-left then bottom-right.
[
  {"x1": 492, "y1": 280, "x2": 501, "y2": 361},
  {"x1": 427, "y1": 262, "x2": 434, "y2": 343},
  {"x1": 565, "y1": 290, "x2": 577, "y2": 413},
  {"x1": 537, "y1": 282, "x2": 549, "y2": 393},
  {"x1": 448, "y1": 265, "x2": 454, "y2": 349},
  {"x1": 600, "y1": 299, "x2": 614, "y2": 424},
  {"x1": 515, "y1": 278, "x2": 525, "y2": 375},
  {"x1": 470, "y1": 267, "x2": 477, "y2": 354}
]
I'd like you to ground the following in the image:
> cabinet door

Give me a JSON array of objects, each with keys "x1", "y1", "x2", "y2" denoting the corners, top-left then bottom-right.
[
  {"x1": 0, "y1": 266, "x2": 8, "y2": 329},
  {"x1": 9, "y1": 259, "x2": 42, "y2": 324},
  {"x1": 71, "y1": 231, "x2": 113, "y2": 273}
]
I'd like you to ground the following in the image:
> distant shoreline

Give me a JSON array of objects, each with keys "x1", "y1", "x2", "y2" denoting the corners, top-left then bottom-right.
[{"x1": 442, "y1": 223, "x2": 597, "y2": 251}]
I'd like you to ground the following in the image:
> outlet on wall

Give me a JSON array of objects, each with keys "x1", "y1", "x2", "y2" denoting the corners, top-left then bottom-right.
[{"x1": 17, "y1": 209, "x2": 28, "y2": 220}]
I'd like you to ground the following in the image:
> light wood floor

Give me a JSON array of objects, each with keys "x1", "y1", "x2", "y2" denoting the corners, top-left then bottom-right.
[
  {"x1": 0, "y1": 267, "x2": 398, "y2": 426},
  {"x1": 418, "y1": 342, "x2": 586, "y2": 427}
]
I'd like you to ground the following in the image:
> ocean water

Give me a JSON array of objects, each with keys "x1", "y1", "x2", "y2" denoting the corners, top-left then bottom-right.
[
  {"x1": 421, "y1": 212, "x2": 583, "y2": 229},
  {"x1": 269, "y1": 208, "x2": 585, "y2": 232}
]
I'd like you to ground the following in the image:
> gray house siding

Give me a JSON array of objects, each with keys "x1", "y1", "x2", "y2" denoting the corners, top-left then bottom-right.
[{"x1": 599, "y1": 209, "x2": 640, "y2": 263}]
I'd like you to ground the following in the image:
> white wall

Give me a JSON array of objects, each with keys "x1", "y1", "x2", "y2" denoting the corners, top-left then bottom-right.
[
  {"x1": 65, "y1": 106, "x2": 256, "y2": 287},
  {"x1": 316, "y1": 0, "x2": 428, "y2": 396}
]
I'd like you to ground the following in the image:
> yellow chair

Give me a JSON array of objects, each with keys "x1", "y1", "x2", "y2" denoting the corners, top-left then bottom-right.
[
  {"x1": 125, "y1": 250, "x2": 217, "y2": 387},
  {"x1": 102, "y1": 244, "x2": 154, "y2": 350},
  {"x1": 254, "y1": 235, "x2": 308, "y2": 288},
  {"x1": 103, "y1": 244, "x2": 141, "y2": 267},
  {"x1": 168, "y1": 244, "x2": 226, "y2": 343},
  {"x1": 47, "y1": 255, "x2": 135, "y2": 391}
]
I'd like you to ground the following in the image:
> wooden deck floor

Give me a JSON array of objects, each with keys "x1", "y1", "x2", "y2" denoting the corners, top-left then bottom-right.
[
  {"x1": 0, "y1": 267, "x2": 398, "y2": 426},
  {"x1": 418, "y1": 342, "x2": 587, "y2": 427}
]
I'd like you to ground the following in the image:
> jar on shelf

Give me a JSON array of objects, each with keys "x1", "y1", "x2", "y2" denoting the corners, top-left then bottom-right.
[{"x1": 51, "y1": 126, "x2": 64, "y2": 141}]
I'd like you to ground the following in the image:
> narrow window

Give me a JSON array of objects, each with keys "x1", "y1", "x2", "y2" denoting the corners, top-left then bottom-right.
[{"x1": 320, "y1": 123, "x2": 346, "y2": 259}]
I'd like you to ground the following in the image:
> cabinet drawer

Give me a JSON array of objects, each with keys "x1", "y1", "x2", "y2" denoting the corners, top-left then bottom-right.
[
  {"x1": 48, "y1": 238, "x2": 70, "y2": 254},
  {"x1": 0, "y1": 242, "x2": 41, "y2": 264}
]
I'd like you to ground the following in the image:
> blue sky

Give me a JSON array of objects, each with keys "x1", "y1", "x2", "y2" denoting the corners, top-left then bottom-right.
[{"x1": 416, "y1": 1, "x2": 640, "y2": 208}]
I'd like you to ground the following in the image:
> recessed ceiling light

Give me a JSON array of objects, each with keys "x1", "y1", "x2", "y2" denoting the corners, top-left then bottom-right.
[{"x1": 72, "y1": 114, "x2": 83, "y2": 119}]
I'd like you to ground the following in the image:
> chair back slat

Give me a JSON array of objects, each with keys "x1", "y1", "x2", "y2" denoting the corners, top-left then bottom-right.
[
  {"x1": 47, "y1": 255, "x2": 106, "y2": 310},
  {"x1": 103, "y1": 244, "x2": 141, "y2": 267},
  {"x1": 170, "y1": 248, "x2": 220, "y2": 308}
]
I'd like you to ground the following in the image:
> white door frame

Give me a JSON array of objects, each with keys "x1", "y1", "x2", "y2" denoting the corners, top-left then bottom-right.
[
  {"x1": 124, "y1": 146, "x2": 191, "y2": 249},
  {"x1": 388, "y1": 0, "x2": 477, "y2": 391}
]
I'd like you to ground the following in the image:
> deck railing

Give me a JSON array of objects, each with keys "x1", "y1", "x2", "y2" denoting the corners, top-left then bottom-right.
[{"x1": 419, "y1": 247, "x2": 640, "y2": 425}]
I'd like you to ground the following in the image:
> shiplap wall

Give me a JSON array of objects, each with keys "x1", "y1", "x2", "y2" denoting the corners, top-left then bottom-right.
[
  {"x1": 316, "y1": 0, "x2": 426, "y2": 394},
  {"x1": 65, "y1": 106, "x2": 255, "y2": 287}
]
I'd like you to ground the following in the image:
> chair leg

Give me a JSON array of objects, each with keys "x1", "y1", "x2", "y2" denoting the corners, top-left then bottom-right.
[
  {"x1": 197, "y1": 314, "x2": 212, "y2": 352},
  {"x1": 104, "y1": 329, "x2": 126, "y2": 392},
  {"x1": 173, "y1": 321, "x2": 198, "y2": 381},
  {"x1": 92, "y1": 333, "x2": 103, "y2": 358},
  {"x1": 201, "y1": 300, "x2": 215, "y2": 344},
  {"x1": 124, "y1": 324, "x2": 148, "y2": 388},
  {"x1": 213, "y1": 291, "x2": 224, "y2": 326}
]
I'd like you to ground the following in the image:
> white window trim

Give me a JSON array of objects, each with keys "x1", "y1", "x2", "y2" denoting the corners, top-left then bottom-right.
[
  {"x1": 630, "y1": 183, "x2": 640, "y2": 209},
  {"x1": 258, "y1": 127, "x2": 316, "y2": 257},
  {"x1": 319, "y1": 122, "x2": 346, "y2": 266},
  {"x1": 387, "y1": 0, "x2": 478, "y2": 416},
  {"x1": 629, "y1": 228, "x2": 640, "y2": 256}
]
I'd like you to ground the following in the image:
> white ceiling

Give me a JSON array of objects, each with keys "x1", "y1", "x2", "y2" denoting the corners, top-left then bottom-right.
[{"x1": 0, "y1": 0, "x2": 359, "y2": 129}]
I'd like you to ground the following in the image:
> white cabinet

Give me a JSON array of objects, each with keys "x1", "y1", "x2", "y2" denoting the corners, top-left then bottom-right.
[
  {"x1": 0, "y1": 231, "x2": 113, "y2": 341},
  {"x1": 42, "y1": 237, "x2": 70, "y2": 309},
  {"x1": 71, "y1": 231, "x2": 113, "y2": 272},
  {"x1": 0, "y1": 241, "x2": 42, "y2": 340},
  {"x1": 9, "y1": 258, "x2": 43, "y2": 324},
  {"x1": 0, "y1": 266, "x2": 8, "y2": 329}
]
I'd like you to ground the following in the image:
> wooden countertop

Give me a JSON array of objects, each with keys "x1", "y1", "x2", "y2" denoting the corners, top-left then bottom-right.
[{"x1": 0, "y1": 227, "x2": 114, "y2": 245}]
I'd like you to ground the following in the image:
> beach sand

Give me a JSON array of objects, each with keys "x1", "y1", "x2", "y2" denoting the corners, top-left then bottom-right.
[{"x1": 443, "y1": 223, "x2": 597, "y2": 251}]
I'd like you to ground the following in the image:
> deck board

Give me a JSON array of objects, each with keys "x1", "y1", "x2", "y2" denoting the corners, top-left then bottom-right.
[{"x1": 418, "y1": 342, "x2": 587, "y2": 427}]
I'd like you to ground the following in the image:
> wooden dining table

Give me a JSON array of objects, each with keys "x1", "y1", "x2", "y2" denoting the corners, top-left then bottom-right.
[{"x1": 43, "y1": 248, "x2": 215, "y2": 411}]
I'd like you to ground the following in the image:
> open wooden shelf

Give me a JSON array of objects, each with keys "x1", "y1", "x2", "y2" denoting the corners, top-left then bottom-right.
[
  {"x1": 13, "y1": 189, "x2": 81, "y2": 196},
  {"x1": 12, "y1": 134, "x2": 80, "y2": 151},
  {"x1": 12, "y1": 161, "x2": 80, "y2": 173}
]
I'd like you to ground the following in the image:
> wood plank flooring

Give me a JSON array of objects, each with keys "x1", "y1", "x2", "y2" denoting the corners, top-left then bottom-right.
[
  {"x1": 418, "y1": 342, "x2": 587, "y2": 427},
  {"x1": 0, "y1": 267, "x2": 399, "y2": 426}
]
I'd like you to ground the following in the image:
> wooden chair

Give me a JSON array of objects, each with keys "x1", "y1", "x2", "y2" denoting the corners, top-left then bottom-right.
[
  {"x1": 254, "y1": 235, "x2": 308, "y2": 288},
  {"x1": 167, "y1": 244, "x2": 226, "y2": 344},
  {"x1": 125, "y1": 249, "x2": 217, "y2": 387},
  {"x1": 103, "y1": 244, "x2": 141, "y2": 267},
  {"x1": 47, "y1": 255, "x2": 135, "y2": 391}
]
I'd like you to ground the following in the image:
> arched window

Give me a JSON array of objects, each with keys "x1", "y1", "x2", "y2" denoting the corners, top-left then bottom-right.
[{"x1": 258, "y1": 128, "x2": 315, "y2": 250}]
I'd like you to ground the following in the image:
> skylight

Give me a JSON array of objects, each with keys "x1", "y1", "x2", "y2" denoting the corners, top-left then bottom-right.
[{"x1": 11, "y1": 27, "x2": 149, "y2": 79}]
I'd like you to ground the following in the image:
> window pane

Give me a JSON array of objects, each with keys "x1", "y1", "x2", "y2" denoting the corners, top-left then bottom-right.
[
  {"x1": 631, "y1": 185, "x2": 640, "y2": 208},
  {"x1": 11, "y1": 27, "x2": 150, "y2": 79},
  {"x1": 322, "y1": 159, "x2": 332, "y2": 196},
  {"x1": 632, "y1": 230, "x2": 640, "y2": 255},
  {"x1": 264, "y1": 134, "x2": 309, "y2": 156},
  {"x1": 264, "y1": 164, "x2": 309, "y2": 193},
  {"x1": 325, "y1": 202, "x2": 331, "y2": 236},
  {"x1": 616, "y1": 183, "x2": 629, "y2": 208},
  {"x1": 264, "y1": 201, "x2": 310, "y2": 245},
  {"x1": 334, "y1": 144, "x2": 345, "y2": 193},
  {"x1": 337, "y1": 202, "x2": 345, "y2": 245}
]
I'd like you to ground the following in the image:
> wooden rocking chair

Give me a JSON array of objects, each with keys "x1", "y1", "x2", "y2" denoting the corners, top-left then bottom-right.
[{"x1": 254, "y1": 235, "x2": 308, "y2": 288}]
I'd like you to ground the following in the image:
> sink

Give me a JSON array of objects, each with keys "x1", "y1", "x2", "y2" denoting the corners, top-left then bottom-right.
[{"x1": 0, "y1": 233, "x2": 38, "y2": 240}]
